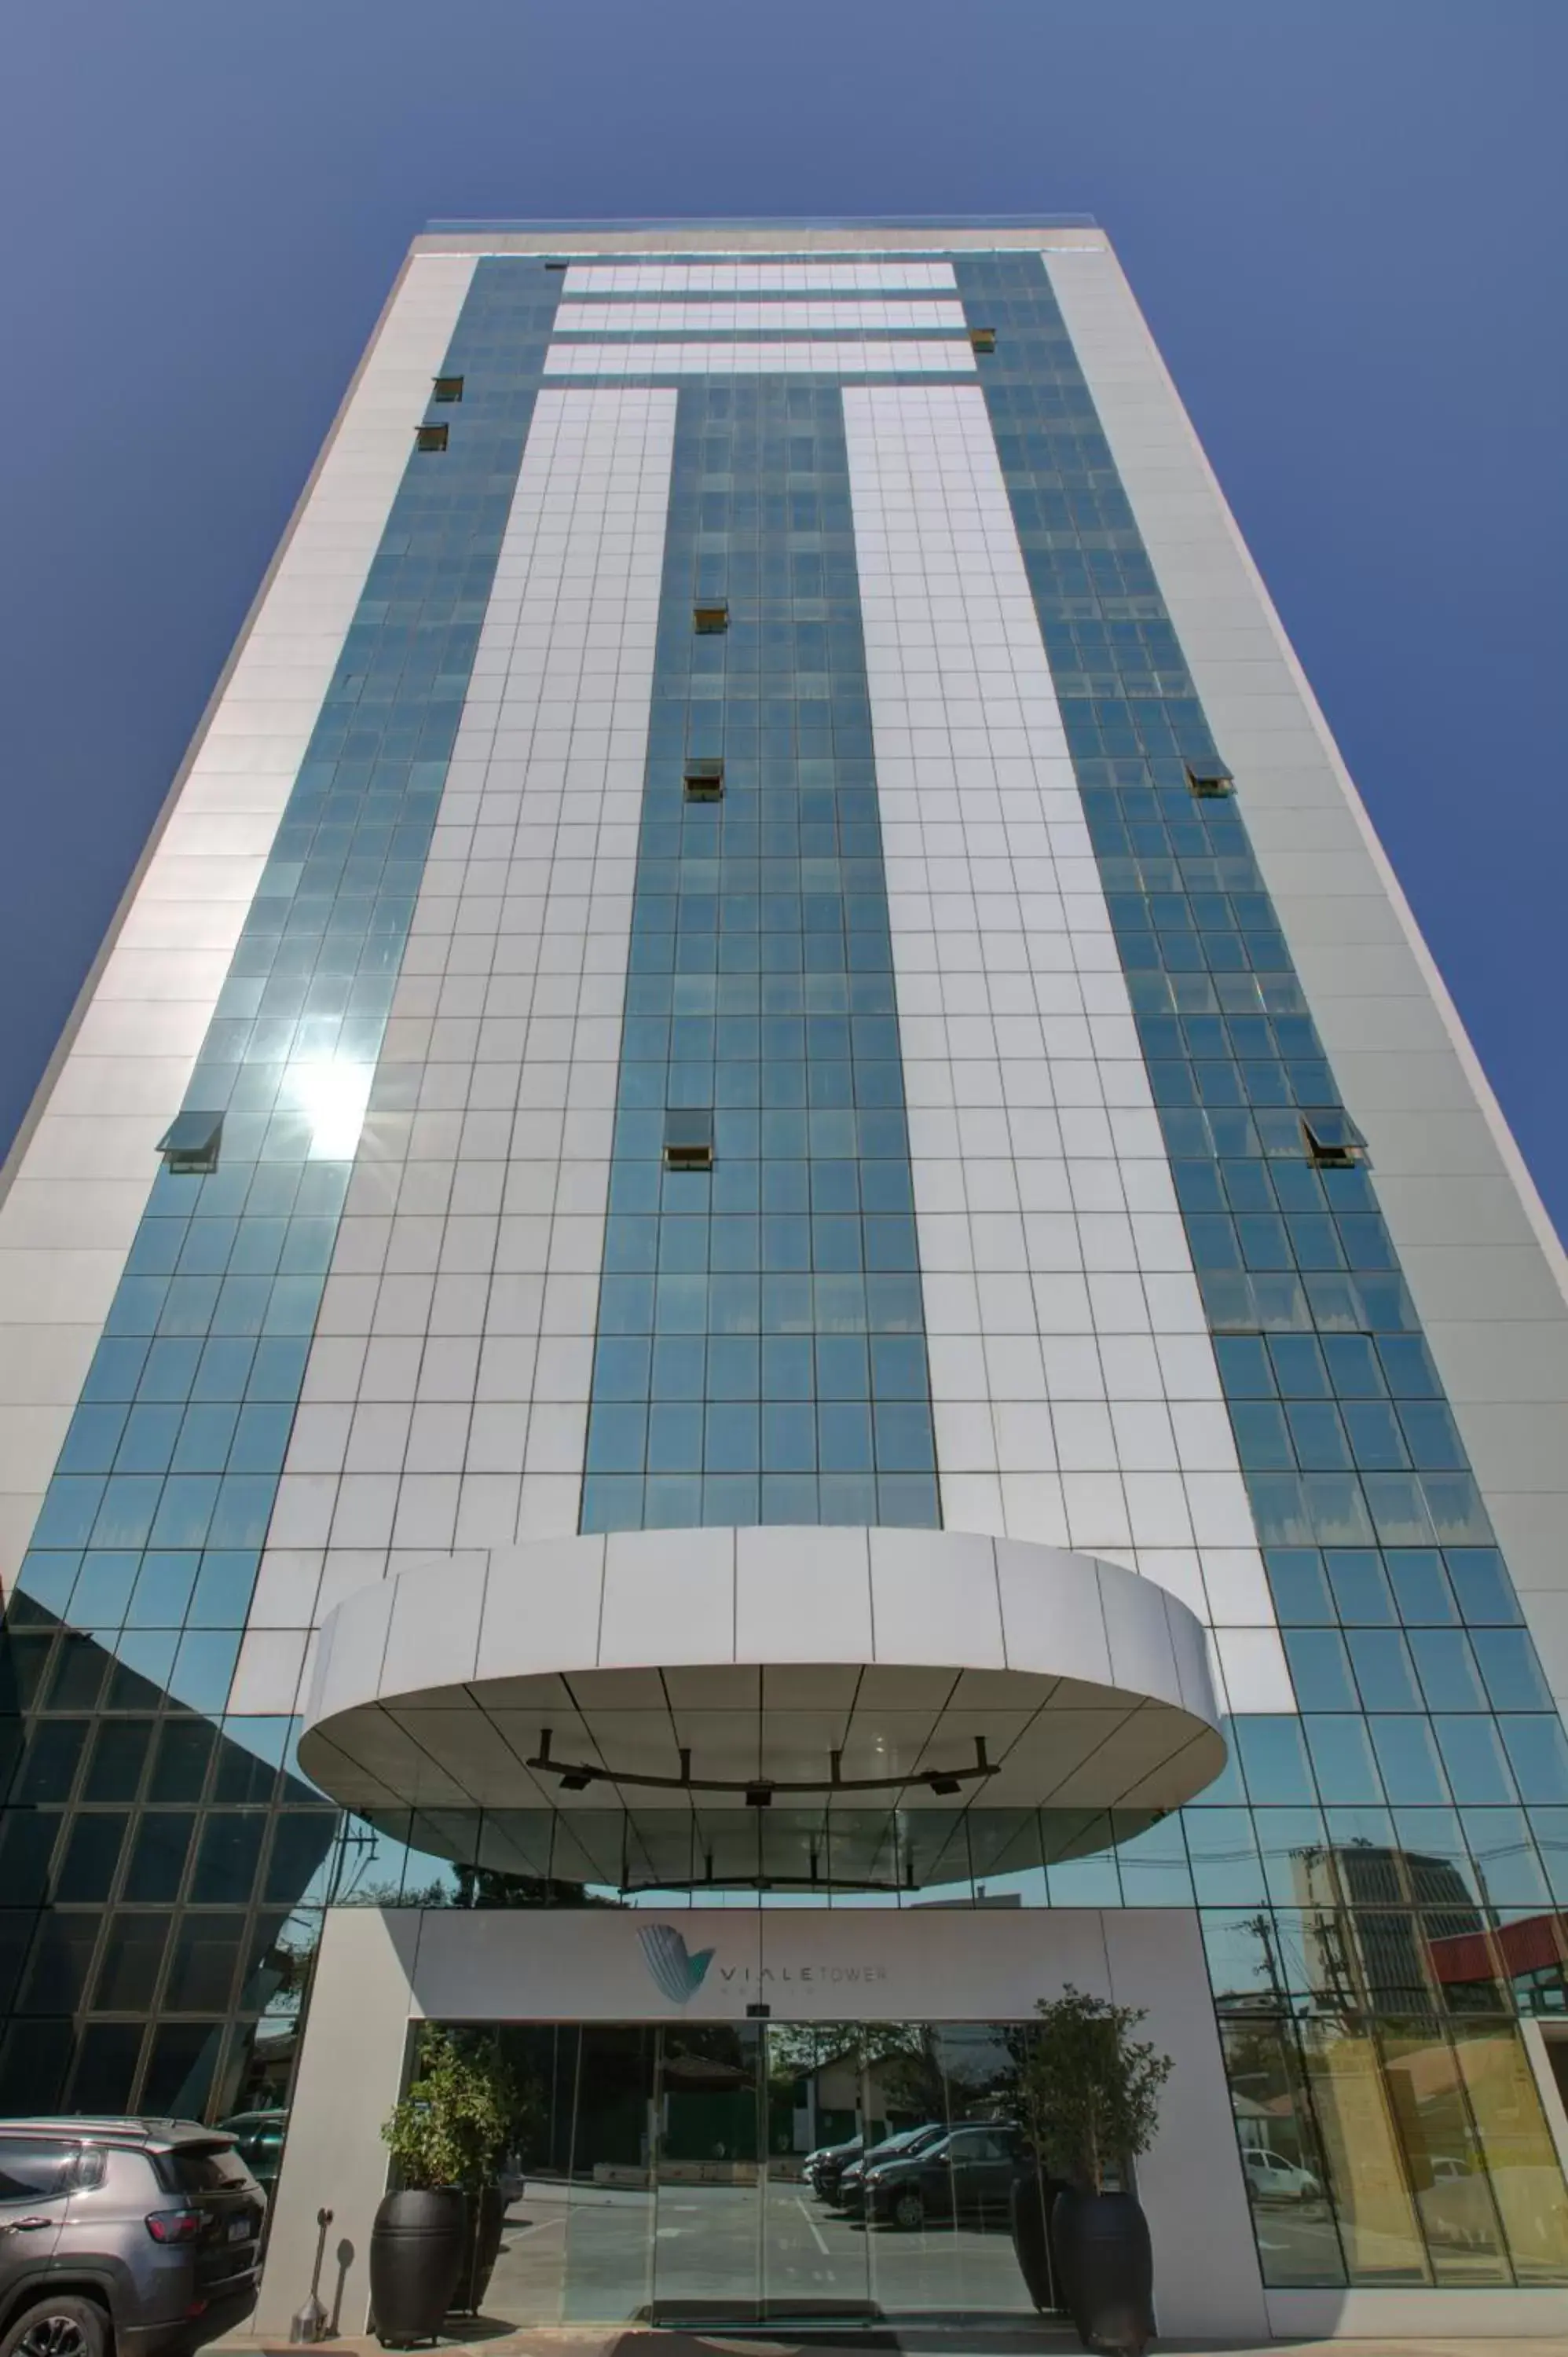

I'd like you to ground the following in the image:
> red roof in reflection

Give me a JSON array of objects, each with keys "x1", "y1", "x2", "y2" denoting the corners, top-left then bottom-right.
[{"x1": 1427, "y1": 1911, "x2": 1565, "y2": 1984}]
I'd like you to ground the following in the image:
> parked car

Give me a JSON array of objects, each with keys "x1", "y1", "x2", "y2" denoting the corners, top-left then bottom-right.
[
  {"x1": 1241, "y1": 2146, "x2": 1321, "y2": 2205},
  {"x1": 0, "y1": 2117, "x2": 266, "y2": 2357},
  {"x1": 214, "y1": 2112, "x2": 286, "y2": 2199},
  {"x1": 806, "y1": 2137, "x2": 865, "y2": 2205},
  {"x1": 863, "y1": 2124, "x2": 1028, "y2": 2231},
  {"x1": 1417, "y1": 2153, "x2": 1496, "y2": 2251},
  {"x1": 837, "y1": 2124, "x2": 945, "y2": 2215}
]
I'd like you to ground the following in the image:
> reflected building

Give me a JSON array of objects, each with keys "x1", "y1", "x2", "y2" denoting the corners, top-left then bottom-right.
[
  {"x1": 1294, "y1": 1843, "x2": 1486, "y2": 2015},
  {"x1": 2, "y1": 218, "x2": 1568, "y2": 2339},
  {"x1": 1428, "y1": 1911, "x2": 1568, "y2": 2018},
  {"x1": 0, "y1": 1604, "x2": 335, "y2": 2115}
]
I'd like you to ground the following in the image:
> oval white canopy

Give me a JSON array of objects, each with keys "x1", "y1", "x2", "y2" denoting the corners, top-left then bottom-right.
[{"x1": 298, "y1": 1527, "x2": 1227, "y2": 1843}]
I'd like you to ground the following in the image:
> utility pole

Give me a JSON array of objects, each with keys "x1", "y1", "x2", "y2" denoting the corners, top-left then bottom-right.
[{"x1": 1244, "y1": 1911, "x2": 1286, "y2": 2009}]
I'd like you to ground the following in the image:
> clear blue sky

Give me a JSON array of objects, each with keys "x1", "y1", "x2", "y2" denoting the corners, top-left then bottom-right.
[{"x1": 2, "y1": 2, "x2": 1564, "y2": 1225}]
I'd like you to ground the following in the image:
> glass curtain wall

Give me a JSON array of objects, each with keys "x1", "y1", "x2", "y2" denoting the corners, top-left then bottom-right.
[
  {"x1": 1217, "y1": 2003, "x2": 1568, "y2": 2289},
  {"x1": 391, "y1": 2006, "x2": 1566, "y2": 2314},
  {"x1": 581, "y1": 376, "x2": 940, "y2": 1536}
]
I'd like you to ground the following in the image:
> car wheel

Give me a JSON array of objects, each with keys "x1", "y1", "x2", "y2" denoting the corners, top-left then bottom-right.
[
  {"x1": 892, "y1": 2187, "x2": 925, "y2": 2232},
  {"x1": 2, "y1": 2298, "x2": 108, "y2": 2357}
]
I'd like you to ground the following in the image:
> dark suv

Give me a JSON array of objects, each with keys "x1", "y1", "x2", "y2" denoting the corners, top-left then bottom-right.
[{"x1": 0, "y1": 2120, "x2": 265, "y2": 2357}]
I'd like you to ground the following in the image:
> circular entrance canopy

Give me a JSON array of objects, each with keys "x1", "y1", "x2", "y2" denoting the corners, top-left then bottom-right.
[{"x1": 299, "y1": 1527, "x2": 1225, "y2": 1875}]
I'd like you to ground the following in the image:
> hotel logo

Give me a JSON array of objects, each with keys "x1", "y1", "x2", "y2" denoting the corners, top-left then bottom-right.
[{"x1": 638, "y1": 1923, "x2": 716, "y2": 2004}]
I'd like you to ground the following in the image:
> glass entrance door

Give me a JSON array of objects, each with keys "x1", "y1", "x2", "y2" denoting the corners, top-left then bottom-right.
[
  {"x1": 759, "y1": 2022, "x2": 878, "y2": 2321},
  {"x1": 483, "y1": 2014, "x2": 1054, "y2": 2330},
  {"x1": 650, "y1": 2020, "x2": 766, "y2": 2322},
  {"x1": 650, "y1": 2022, "x2": 878, "y2": 2323}
]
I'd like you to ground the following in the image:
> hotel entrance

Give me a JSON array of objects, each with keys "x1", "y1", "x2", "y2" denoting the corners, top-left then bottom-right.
[
  {"x1": 258, "y1": 1906, "x2": 1268, "y2": 2342},
  {"x1": 460, "y1": 2015, "x2": 1055, "y2": 2327}
]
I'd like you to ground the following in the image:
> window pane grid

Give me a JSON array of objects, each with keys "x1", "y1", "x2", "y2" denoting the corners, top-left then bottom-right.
[{"x1": 582, "y1": 378, "x2": 940, "y2": 1534}]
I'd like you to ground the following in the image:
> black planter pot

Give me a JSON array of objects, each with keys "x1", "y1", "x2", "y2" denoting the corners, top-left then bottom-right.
[
  {"x1": 1009, "y1": 2172, "x2": 1056, "y2": 2312},
  {"x1": 1051, "y1": 2187, "x2": 1154, "y2": 2357},
  {"x1": 369, "y1": 2187, "x2": 467, "y2": 2347},
  {"x1": 1047, "y1": 2183, "x2": 1076, "y2": 2322},
  {"x1": 452, "y1": 2183, "x2": 507, "y2": 2317}
]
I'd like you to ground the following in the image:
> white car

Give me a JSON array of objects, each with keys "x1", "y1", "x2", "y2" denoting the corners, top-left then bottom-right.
[{"x1": 1242, "y1": 2146, "x2": 1321, "y2": 2203}]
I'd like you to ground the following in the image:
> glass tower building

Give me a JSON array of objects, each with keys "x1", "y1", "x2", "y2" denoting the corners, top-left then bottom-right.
[{"x1": 2, "y1": 220, "x2": 1566, "y2": 2341}]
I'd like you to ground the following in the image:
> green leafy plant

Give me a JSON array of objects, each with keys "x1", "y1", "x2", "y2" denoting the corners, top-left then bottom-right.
[
  {"x1": 381, "y1": 2028, "x2": 518, "y2": 2191},
  {"x1": 1017, "y1": 1986, "x2": 1172, "y2": 2194}
]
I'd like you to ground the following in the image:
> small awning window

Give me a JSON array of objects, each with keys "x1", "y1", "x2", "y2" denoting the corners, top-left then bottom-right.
[
  {"x1": 665, "y1": 1109, "x2": 715, "y2": 1171},
  {"x1": 1301, "y1": 1107, "x2": 1367, "y2": 1168},
  {"x1": 693, "y1": 599, "x2": 729, "y2": 635},
  {"x1": 157, "y1": 1110, "x2": 224, "y2": 1175},
  {"x1": 415, "y1": 422, "x2": 449, "y2": 453},
  {"x1": 1185, "y1": 757, "x2": 1234, "y2": 797},
  {"x1": 969, "y1": 326, "x2": 997, "y2": 354},
  {"x1": 683, "y1": 758, "x2": 725, "y2": 803},
  {"x1": 431, "y1": 375, "x2": 464, "y2": 403}
]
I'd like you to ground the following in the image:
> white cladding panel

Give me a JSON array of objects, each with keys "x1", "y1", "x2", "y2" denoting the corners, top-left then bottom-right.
[
  {"x1": 544, "y1": 340, "x2": 976, "y2": 378},
  {"x1": 558, "y1": 299, "x2": 967, "y2": 333},
  {"x1": 239, "y1": 387, "x2": 678, "y2": 1712},
  {"x1": 844, "y1": 383, "x2": 1291, "y2": 1715},
  {"x1": 563, "y1": 261, "x2": 960, "y2": 292}
]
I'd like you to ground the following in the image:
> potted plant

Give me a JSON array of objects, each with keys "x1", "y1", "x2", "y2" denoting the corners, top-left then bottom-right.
[
  {"x1": 1012, "y1": 1985, "x2": 1172, "y2": 2356},
  {"x1": 372, "y1": 2029, "x2": 517, "y2": 2344}
]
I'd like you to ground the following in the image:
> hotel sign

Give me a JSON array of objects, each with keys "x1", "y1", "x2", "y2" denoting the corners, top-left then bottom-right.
[{"x1": 638, "y1": 1921, "x2": 891, "y2": 2007}]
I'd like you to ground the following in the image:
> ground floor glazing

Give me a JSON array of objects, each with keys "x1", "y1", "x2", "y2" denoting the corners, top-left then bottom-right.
[
  {"x1": 472, "y1": 2018, "x2": 1048, "y2": 2326},
  {"x1": 399, "y1": 2007, "x2": 1568, "y2": 2327}
]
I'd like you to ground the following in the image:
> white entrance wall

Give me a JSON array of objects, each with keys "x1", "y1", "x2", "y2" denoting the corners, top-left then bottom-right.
[{"x1": 259, "y1": 1902, "x2": 1267, "y2": 2341}]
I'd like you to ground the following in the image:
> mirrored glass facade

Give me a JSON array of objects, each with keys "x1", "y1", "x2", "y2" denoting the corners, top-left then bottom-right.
[
  {"x1": 582, "y1": 380, "x2": 940, "y2": 1534},
  {"x1": 2, "y1": 227, "x2": 1566, "y2": 2326}
]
